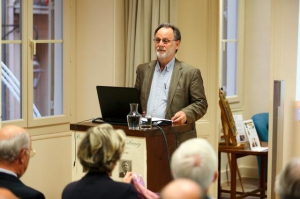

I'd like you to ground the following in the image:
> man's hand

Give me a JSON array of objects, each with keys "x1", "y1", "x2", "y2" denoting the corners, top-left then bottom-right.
[
  {"x1": 123, "y1": 172, "x2": 133, "y2": 183},
  {"x1": 171, "y1": 111, "x2": 187, "y2": 124}
]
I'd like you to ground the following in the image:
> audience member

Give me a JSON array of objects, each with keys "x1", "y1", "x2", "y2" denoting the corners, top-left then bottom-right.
[
  {"x1": 62, "y1": 124, "x2": 139, "y2": 199},
  {"x1": 161, "y1": 178, "x2": 204, "y2": 199},
  {"x1": 275, "y1": 157, "x2": 300, "y2": 199},
  {"x1": 0, "y1": 188, "x2": 18, "y2": 199},
  {"x1": 0, "y1": 125, "x2": 45, "y2": 199},
  {"x1": 171, "y1": 138, "x2": 218, "y2": 199},
  {"x1": 135, "y1": 23, "x2": 208, "y2": 124},
  {"x1": 123, "y1": 172, "x2": 159, "y2": 199}
]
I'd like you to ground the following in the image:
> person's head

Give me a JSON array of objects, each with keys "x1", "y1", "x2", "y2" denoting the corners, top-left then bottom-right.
[
  {"x1": 275, "y1": 157, "x2": 300, "y2": 199},
  {"x1": 122, "y1": 161, "x2": 129, "y2": 172},
  {"x1": 0, "y1": 188, "x2": 18, "y2": 199},
  {"x1": 171, "y1": 138, "x2": 218, "y2": 192},
  {"x1": 153, "y1": 23, "x2": 181, "y2": 63},
  {"x1": 0, "y1": 125, "x2": 33, "y2": 178},
  {"x1": 77, "y1": 124, "x2": 126, "y2": 174},
  {"x1": 161, "y1": 178, "x2": 204, "y2": 199}
]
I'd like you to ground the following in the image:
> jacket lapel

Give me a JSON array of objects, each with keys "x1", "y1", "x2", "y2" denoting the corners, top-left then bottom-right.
[
  {"x1": 166, "y1": 59, "x2": 182, "y2": 113},
  {"x1": 143, "y1": 62, "x2": 156, "y2": 111}
]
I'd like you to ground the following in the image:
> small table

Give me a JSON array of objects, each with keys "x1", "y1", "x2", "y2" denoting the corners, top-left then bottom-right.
[{"x1": 218, "y1": 147, "x2": 268, "y2": 199}]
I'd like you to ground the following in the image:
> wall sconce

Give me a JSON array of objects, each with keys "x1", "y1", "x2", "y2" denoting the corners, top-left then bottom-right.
[{"x1": 295, "y1": 101, "x2": 300, "y2": 121}]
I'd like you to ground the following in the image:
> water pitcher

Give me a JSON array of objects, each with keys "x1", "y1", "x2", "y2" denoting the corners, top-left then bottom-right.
[{"x1": 127, "y1": 103, "x2": 141, "y2": 130}]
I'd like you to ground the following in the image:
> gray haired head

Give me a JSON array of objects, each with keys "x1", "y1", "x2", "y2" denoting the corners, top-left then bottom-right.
[
  {"x1": 275, "y1": 158, "x2": 300, "y2": 199},
  {"x1": 0, "y1": 132, "x2": 30, "y2": 162}
]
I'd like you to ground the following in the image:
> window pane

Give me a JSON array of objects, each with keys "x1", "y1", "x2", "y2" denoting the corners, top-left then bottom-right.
[
  {"x1": 33, "y1": 0, "x2": 63, "y2": 40},
  {"x1": 2, "y1": 0, "x2": 22, "y2": 121},
  {"x1": 34, "y1": 43, "x2": 63, "y2": 117},
  {"x1": 222, "y1": 0, "x2": 238, "y2": 40},
  {"x1": 2, "y1": 0, "x2": 22, "y2": 41},
  {"x1": 1, "y1": 44, "x2": 22, "y2": 121},
  {"x1": 32, "y1": 0, "x2": 63, "y2": 118},
  {"x1": 221, "y1": 0, "x2": 238, "y2": 96},
  {"x1": 221, "y1": 42, "x2": 237, "y2": 96}
]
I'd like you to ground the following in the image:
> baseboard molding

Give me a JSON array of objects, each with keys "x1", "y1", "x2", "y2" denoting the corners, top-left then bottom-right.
[{"x1": 220, "y1": 165, "x2": 259, "y2": 183}]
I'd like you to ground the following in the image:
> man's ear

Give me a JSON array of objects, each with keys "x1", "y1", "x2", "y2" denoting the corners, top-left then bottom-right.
[
  {"x1": 175, "y1": 40, "x2": 181, "y2": 50},
  {"x1": 18, "y1": 149, "x2": 27, "y2": 164},
  {"x1": 212, "y1": 170, "x2": 219, "y2": 183}
]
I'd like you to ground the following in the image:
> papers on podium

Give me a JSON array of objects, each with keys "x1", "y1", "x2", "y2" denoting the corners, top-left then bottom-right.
[
  {"x1": 142, "y1": 117, "x2": 173, "y2": 126},
  {"x1": 243, "y1": 119, "x2": 268, "y2": 152}
]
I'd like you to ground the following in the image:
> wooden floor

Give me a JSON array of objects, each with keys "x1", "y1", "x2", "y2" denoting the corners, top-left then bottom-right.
[{"x1": 219, "y1": 178, "x2": 266, "y2": 199}]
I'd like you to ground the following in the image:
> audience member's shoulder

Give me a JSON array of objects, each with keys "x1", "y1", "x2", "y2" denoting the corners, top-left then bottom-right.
[
  {"x1": 23, "y1": 185, "x2": 45, "y2": 199},
  {"x1": 115, "y1": 180, "x2": 137, "y2": 191},
  {"x1": 0, "y1": 188, "x2": 18, "y2": 199},
  {"x1": 112, "y1": 181, "x2": 139, "y2": 199}
]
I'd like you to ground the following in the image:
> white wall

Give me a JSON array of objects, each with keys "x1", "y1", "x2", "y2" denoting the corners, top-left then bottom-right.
[
  {"x1": 237, "y1": 0, "x2": 271, "y2": 176},
  {"x1": 75, "y1": 0, "x2": 125, "y2": 123},
  {"x1": 21, "y1": 132, "x2": 73, "y2": 199},
  {"x1": 243, "y1": 0, "x2": 271, "y2": 119},
  {"x1": 269, "y1": 0, "x2": 300, "y2": 198}
]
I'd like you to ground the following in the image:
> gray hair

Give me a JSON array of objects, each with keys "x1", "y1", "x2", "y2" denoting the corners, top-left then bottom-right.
[
  {"x1": 171, "y1": 138, "x2": 217, "y2": 190},
  {"x1": 77, "y1": 124, "x2": 126, "y2": 173},
  {"x1": 275, "y1": 158, "x2": 300, "y2": 199},
  {"x1": 0, "y1": 132, "x2": 30, "y2": 162},
  {"x1": 154, "y1": 23, "x2": 181, "y2": 53},
  {"x1": 154, "y1": 23, "x2": 181, "y2": 41}
]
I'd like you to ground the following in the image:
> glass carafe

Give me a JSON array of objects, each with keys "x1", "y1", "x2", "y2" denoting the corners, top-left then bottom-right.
[{"x1": 127, "y1": 103, "x2": 141, "y2": 130}]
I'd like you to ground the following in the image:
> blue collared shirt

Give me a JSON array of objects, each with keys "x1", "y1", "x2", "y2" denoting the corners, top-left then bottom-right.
[{"x1": 146, "y1": 58, "x2": 175, "y2": 118}]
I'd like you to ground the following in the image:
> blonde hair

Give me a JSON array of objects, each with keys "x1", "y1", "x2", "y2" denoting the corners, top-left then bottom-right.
[{"x1": 77, "y1": 124, "x2": 126, "y2": 173}]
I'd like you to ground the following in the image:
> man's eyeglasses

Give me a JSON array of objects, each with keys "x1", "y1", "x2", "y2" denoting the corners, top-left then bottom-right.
[
  {"x1": 153, "y1": 38, "x2": 177, "y2": 44},
  {"x1": 26, "y1": 149, "x2": 36, "y2": 158}
]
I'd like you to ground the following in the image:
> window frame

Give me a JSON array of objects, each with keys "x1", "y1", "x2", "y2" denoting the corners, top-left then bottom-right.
[
  {"x1": 1, "y1": 0, "x2": 73, "y2": 130},
  {"x1": 220, "y1": 0, "x2": 245, "y2": 111}
]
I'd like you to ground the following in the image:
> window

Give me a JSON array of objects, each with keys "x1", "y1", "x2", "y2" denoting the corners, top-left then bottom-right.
[
  {"x1": 1, "y1": 0, "x2": 71, "y2": 127},
  {"x1": 220, "y1": 0, "x2": 244, "y2": 109}
]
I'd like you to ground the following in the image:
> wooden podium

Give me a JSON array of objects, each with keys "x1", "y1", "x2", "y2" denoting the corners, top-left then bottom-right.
[{"x1": 70, "y1": 122, "x2": 196, "y2": 192}]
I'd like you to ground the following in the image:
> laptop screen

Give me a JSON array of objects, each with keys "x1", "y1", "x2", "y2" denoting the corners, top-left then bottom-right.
[{"x1": 96, "y1": 86, "x2": 142, "y2": 124}]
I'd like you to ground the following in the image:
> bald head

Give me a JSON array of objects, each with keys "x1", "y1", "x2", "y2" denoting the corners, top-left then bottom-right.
[
  {"x1": 0, "y1": 125, "x2": 28, "y2": 140},
  {"x1": 161, "y1": 178, "x2": 204, "y2": 199},
  {"x1": 0, "y1": 188, "x2": 18, "y2": 199},
  {"x1": 0, "y1": 125, "x2": 31, "y2": 177}
]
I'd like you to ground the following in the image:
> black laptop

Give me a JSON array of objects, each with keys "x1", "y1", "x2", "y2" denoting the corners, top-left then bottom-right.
[{"x1": 94, "y1": 86, "x2": 142, "y2": 124}]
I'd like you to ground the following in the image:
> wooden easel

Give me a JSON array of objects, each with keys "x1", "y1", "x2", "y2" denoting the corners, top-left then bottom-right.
[
  {"x1": 219, "y1": 88, "x2": 245, "y2": 149},
  {"x1": 218, "y1": 88, "x2": 245, "y2": 192}
]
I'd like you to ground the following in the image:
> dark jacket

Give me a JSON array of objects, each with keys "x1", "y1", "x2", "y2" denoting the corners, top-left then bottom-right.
[
  {"x1": 62, "y1": 172, "x2": 139, "y2": 199},
  {"x1": 0, "y1": 172, "x2": 45, "y2": 199}
]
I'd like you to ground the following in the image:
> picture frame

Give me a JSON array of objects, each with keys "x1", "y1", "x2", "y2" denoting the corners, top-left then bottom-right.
[{"x1": 219, "y1": 88, "x2": 241, "y2": 148}]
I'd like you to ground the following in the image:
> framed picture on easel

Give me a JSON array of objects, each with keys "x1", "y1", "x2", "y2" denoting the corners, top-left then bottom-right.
[{"x1": 219, "y1": 88, "x2": 244, "y2": 149}]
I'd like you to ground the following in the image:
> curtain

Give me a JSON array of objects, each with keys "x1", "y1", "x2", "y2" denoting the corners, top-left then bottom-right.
[{"x1": 125, "y1": 0, "x2": 178, "y2": 86}]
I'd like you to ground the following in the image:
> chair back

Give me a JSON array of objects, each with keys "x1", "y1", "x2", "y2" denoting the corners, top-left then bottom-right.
[{"x1": 251, "y1": 113, "x2": 269, "y2": 142}]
